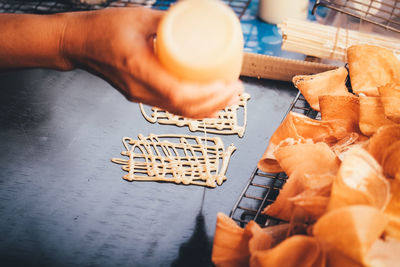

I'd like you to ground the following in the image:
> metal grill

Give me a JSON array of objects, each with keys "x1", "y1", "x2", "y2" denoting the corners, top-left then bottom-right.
[
  {"x1": 229, "y1": 92, "x2": 320, "y2": 228},
  {"x1": 0, "y1": 0, "x2": 251, "y2": 18},
  {"x1": 313, "y1": 0, "x2": 400, "y2": 33}
]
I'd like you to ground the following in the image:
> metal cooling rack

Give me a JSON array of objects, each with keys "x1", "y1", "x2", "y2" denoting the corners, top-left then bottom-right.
[
  {"x1": 0, "y1": 0, "x2": 251, "y2": 18},
  {"x1": 312, "y1": 0, "x2": 400, "y2": 33},
  {"x1": 229, "y1": 91, "x2": 320, "y2": 228}
]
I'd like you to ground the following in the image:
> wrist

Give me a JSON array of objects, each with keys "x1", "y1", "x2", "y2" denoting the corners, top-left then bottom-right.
[
  {"x1": 58, "y1": 12, "x2": 87, "y2": 71},
  {"x1": 0, "y1": 13, "x2": 75, "y2": 71}
]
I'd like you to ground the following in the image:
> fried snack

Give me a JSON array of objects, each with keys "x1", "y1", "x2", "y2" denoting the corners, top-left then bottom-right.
[
  {"x1": 263, "y1": 171, "x2": 334, "y2": 222},
  {"x1": 381, "y1": 141, "x2": 400, "y2": 178},
  {"x1": 318, "y1": 95, "x2": 369, "y2": 159},
  {"x1": 274, "y1": 142, "x2": 340, "y2": 177},
  {"x1": 319, "y1": 94, "x2": 361, "y2": 134},
  {"x1": 212, "y1": 213, "x2": 274, "y2": 267},
  {"x1": 328, "y1": 148, "x2": 390, "y2": 211},
  {"x1": 379, "y1": 82, "x2": 400, "y2": 123},
  {"x1": 250, "y1": 235, "x2": 324, "y2": 267},
  {"x1": 330, "y1": 132, "x2": 368, "y2": 160},
  {"x1": 261, "y1": 172, "x2": 303, "y2": 222},
  {"x1": 257, "y1": 157, "x2": 282, "y2": 174},
  {"x1": 367, "y1": 124, "x2": 400, "y2": 164},
  {"x1": 365, "y1": 238, "x2": 400, "y2": 267},
  {"x1": 321, "y1": 245, "x2": 363, "y2": 267},
  {"x1": 313, "y1": 205, "x2": 388, "y2": 264},
  {"x1": 212, "y1": 213, "x2": 252, "y2": 267},
  {"x1": 257, "y1": 112, "x2": 345, "y2": 173},
  {"x1": 384, "y1": 177, "x2": 400, "y2": 241},
  {"x1": 259, "y1": 224, "x2": 291, "y2": 247},
  {"x1": 292, "y1": 66, "x2": 350, "y2": 111},
  {"x1": 347, "y1": 44, "x2": 400, "y2": 96},
  {"x1": 365, "y1": 124, "x2": 400, "y2": 178},
  {"x1": 245, "y1": 221, "x2": 274, "y2": 254},
  {"x1": 288, "y1": 183, "x2": 332, "y2": 221},
  {"x1": 359, "y1": 95, "x2": 396, "y2": 136},
  {"x1": 262, "y1": 142, "x2": 338, "y2": 221}
]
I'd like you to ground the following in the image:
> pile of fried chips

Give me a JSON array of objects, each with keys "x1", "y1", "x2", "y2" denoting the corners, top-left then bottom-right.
[{"x1": 212, "y1": 44, "x2": 400, "y2": 267}]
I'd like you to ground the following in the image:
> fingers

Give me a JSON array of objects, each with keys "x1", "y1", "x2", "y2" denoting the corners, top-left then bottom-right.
[
  {"x1": 165, "y1": 80, "x2": 244, "y2": 119},
  {"x1": 125, "y1": 74, "x2": 244, "y2": 119},
  {"x1": 70, "y1": 6, "x2": 244, "y2": 121},
  {"x1": 192, "y1": 81, "x2": 244, "y2": 118},
  {"x1": 129, "y1": 48, "x2": 244, "y2": 118},
  {"x1": 117, "y1": 11, "x2": 244, "y2": 119}
]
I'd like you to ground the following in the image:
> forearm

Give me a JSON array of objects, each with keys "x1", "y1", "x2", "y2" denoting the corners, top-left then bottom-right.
[{"x1": 0, "y1": 13, "x2": 73, "y2": 71}]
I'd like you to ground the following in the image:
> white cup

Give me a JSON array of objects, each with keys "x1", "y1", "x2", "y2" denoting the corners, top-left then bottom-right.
[{"x1": 258, "y1": 0, "x2": 309, "y2": 25}]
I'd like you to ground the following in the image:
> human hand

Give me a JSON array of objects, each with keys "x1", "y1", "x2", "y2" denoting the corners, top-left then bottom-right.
[{"x1": 61, "y1": 7, "x2": 243, "y2": 118}]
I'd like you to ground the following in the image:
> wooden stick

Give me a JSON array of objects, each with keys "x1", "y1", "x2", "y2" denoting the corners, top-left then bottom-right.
[{"x1": 240, "y1": 52, "x2": 336, "y2": 82}]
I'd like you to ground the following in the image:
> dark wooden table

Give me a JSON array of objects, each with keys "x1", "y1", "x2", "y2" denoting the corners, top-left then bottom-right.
[{"x1": 0, "y1": 68, "x2": 297, "y2": 266}]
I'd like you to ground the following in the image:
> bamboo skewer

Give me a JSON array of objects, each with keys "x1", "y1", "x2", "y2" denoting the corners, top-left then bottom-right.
[{"x1": 279, "y1": 18, "x2": 400, "y2": 62}]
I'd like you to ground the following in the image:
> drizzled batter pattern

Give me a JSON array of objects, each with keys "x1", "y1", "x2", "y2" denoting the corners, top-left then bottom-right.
[
  {"x1": 140, "y1": 93, "x2": 251, "y2": 137},
  {"x1": 112, "y1": 134, "x2": 236, "y2": 187}
]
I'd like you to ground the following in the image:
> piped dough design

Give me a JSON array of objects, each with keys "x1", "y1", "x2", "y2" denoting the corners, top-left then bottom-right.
[
  {"x1": 140, "y1": 93, "x2": 250, "y2": 137},
  {"x1": 112, "y1": 134, "x2": 236, "y2": 187}
]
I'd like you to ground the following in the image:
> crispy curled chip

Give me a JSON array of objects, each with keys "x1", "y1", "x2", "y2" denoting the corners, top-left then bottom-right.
[
  {"x1": 261, "y1": 171, "x2": 304, "y2": 221},
  {"x1": 262, "y1": 142, "x2": 338, "y2": 221},
  {"x1": 274, "y1": 142, "x2": 340, "y2": 177},
  {"x1": 365, "y1": 238, "x2": 400, "y2": 267},
  {"x1": 292, "y1": 66, "x2": 350, "y2": 111},
  {"x1": 212, "y1": 213, "x2": 251, "y2": 267},
  {"x1": 359, "y1": 95, "x2": 396, "y2": 136},
  {"x1": 212, "y1": 214, "x2": 274, "y2": 267},
  {"x1": 381, "y1": 140, "x2": 400, "y2": 178},
  {"x1": 250, "y1": 235, "x2": 325, "y2": 267},
  {"x1": 384, "y1": 177, "x2": 400, "y2": 241},
  {"x1": 367, "y1": 124, "x2": 400, "y2": 164},
  {"x1": 245, "y1": 221, "x2": 274, "y2": 254},
  {"x1": 322, "y1": 246, "x2": 364, "y2": 267},
  {"x1": 288, "y1": 182, "x2": 332, "y2": 222},
  {"x1": 263, "y1": 171, "x2": 334, "y2": 222},
  {"x1": 319, "y1": 94, "x2": 361, "y2": 134},
  {"x1": 313, "y1": 205, "x2": 388, "y2": 264},
  {"x1": 258, "y1": 112, "x2": 346, "y2": 173},
  {"x1": 260, "y1": 224, "x2": 291, "y2": 247},
  {"x1": 328, "y1": 148, "x2": 390, "y2": 211},
  {"x1": 347, "y1": 44, "x2": 400, "y2": 96},
  {"x1": 257, "y1": 158, "x2": 282, "y2": 174},
  {"x1": 379, "y1": 82, "x2": 400, "y2": 123},
  {"x1": 330, "y1": 132, "x2": 368, "y2": 161}
]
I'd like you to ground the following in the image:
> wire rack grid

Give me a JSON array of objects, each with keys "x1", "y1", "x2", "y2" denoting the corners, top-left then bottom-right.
[
  {"x1": 313, "y1": 0, "x2": 400, "y2": 33},
  {"x1": 0, "y1": 0, "x2": 251, "y2": 18},
  {"x1": 229, "y1": 91, "x2": 320, "y2": 228}
]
